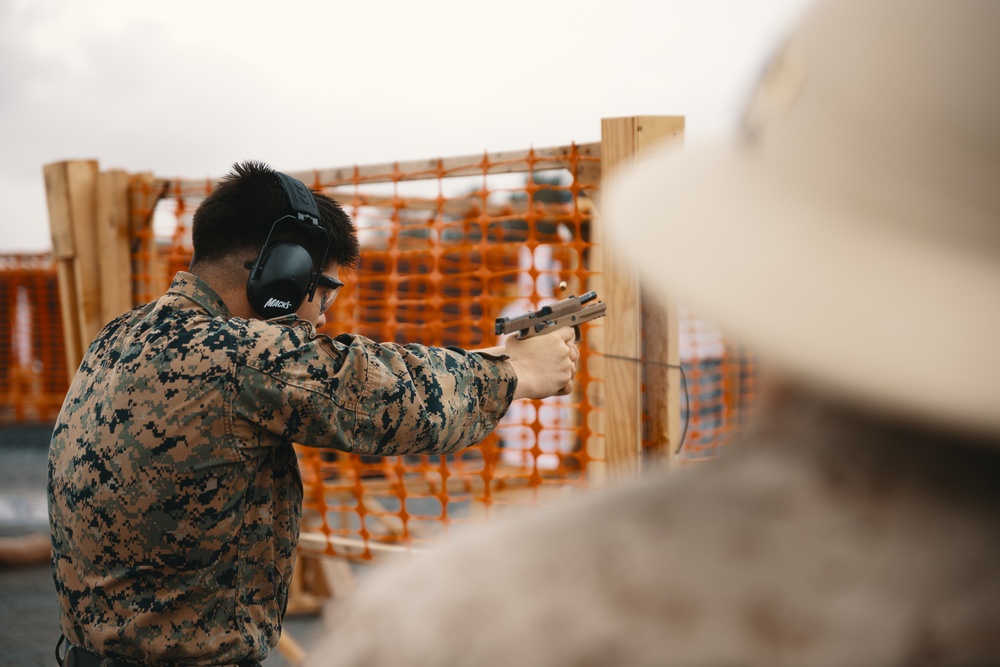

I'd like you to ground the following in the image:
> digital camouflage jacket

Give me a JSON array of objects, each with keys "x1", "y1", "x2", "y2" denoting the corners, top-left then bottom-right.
[{"x1": 48, "y1": 272, "x2": 517, "y2": 666}]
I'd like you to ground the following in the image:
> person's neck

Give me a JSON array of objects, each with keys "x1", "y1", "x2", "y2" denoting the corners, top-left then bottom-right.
[{"x1": 188, "y1": 258, "x2": 257, "y2": 320}]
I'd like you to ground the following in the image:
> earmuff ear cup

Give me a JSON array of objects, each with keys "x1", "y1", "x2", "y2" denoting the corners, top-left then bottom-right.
[
  {"x1": 246, "y1": 172, "x2": 330, "y2": 320},
  {"x1": 246, "y1": 243, "x2": 315, "y2": 318}
]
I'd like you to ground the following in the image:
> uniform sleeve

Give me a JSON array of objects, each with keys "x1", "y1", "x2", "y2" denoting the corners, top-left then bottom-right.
[{"x1": 231, "y1": 320, "x2": 518, "y2": 456}]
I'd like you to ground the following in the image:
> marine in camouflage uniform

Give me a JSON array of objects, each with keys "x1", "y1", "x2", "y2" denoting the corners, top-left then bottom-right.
[
  {"x1": 48, "y1": 160, "x2": 578, "y2": 666},
  {"x1": 48, "y1": 271, "x2": 517, "y2": 665}
]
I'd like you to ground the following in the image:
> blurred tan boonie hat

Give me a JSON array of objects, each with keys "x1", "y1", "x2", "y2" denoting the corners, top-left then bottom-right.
[{"x1": 604, "y1": 0, "x2": 1000, "y2": 436}]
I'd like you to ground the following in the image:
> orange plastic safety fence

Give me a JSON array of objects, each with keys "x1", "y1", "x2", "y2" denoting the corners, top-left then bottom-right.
[
  {"x1": 0, "y1": 254, "x2": 69, "y2": 425},
  {"x1": 303, "y1": 149, "x2": 605, "y2": 557}
]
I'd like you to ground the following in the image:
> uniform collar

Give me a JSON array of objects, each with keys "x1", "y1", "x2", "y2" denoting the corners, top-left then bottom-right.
[{"x1": 166, "y1": 271, "x2": 233, "y2": 319}]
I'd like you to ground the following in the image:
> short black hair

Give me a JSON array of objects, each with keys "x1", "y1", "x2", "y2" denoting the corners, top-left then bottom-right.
[{"x1": 190, "y1": 160, "x2": 360, "y2": 271}]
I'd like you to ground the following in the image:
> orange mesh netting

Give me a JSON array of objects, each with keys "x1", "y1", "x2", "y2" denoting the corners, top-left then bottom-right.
[
  {"x1": 0, "y1": 254, "x2": 68, "y2": 425},
  {"x1": 668, "y1": 306, "x2": 757, "y2": 460},
  {"x1": 310, "y1": 149, "x2": 609, "y2": 556}
]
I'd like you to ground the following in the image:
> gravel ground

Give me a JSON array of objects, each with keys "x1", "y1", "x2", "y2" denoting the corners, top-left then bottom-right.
[{"x1": 0, "y1": 425, "x2": 330, "y2": 667}]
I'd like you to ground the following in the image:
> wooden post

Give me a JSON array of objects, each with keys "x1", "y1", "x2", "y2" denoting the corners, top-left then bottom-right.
[
  {"x1": 598, "y1": 116, "x2": 685, "y2": 482},
  {"x1": 96, "y1": 169, "x2": 134, "y2": 322},
  {"x1": 643, "y1": 290, "x2": 683, "y2": 467},
  {"x1": 43, "y1": 160, "x2": 101, "y2": 376},
  {"x1": 127, "y1": 173, "x2": 169, "y2": 305}
]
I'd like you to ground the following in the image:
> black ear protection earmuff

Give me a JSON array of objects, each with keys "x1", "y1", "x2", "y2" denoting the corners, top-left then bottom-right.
[{"x1": 246, "y1": 172, "x2": 331, "y2": 319}]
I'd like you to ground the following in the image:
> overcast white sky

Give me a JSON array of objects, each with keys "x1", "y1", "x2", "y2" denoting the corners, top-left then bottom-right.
[{"x1": 0, "y1": 0, "x2": 812, "y2": 252}]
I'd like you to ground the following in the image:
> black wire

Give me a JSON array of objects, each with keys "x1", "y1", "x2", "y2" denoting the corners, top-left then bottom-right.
[{"x1": 602, "y1": 353, "x2": 690, "y2": 456}]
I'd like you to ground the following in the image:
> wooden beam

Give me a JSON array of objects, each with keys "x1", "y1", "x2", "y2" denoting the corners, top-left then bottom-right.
[
  {"x1": 598, "y1": 116, "x2": 685, "y2": 483},
  {"x1": 643, "y1": 290, "x2": 682, "y2": 467},
  {"x1": 43, "y1": 160, "x2": 101, "y2": 375},
  {"x1": 66, "y1": 162, "x2": 102, "y2": 354},
  {"x1": 165, "y1": 143, "x2": 602, "y2": 195},
  {"x1": 298, "y1": 531, "x2": 426, "y2": 556},
  {"x1": 324, "y1": 188, "x2": 596, "y2": 218},
  {"x1": 44, "y1": 162, "x2": 82, "y2": 375},
  {"x1": 634, "y1": 118, "x2": 685, "y2": 469},
  {"x1": 304, "y1": 142, "x2": 602, "y2": 187},
  {"x1": 96, "y1": 169, "x2": 132, "y2": 323}
]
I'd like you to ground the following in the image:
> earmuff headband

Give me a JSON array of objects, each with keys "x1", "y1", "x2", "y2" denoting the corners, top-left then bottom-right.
[{"x1": 246, "y1": 172, "x2": 332, "y2": 318}]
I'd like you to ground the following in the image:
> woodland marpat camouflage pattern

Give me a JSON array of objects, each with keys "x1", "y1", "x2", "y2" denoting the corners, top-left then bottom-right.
[{"x1": 48, "y1": 272, "x2": 517, "y2": 665}]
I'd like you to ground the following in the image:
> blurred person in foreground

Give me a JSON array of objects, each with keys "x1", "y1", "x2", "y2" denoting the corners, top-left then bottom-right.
[
  {"x1": 47, "y1": 161, "x2": 578, "y2": 667},
  {"x1": 306, "y1": 0, "x2": 1000, "y2": 665}
]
